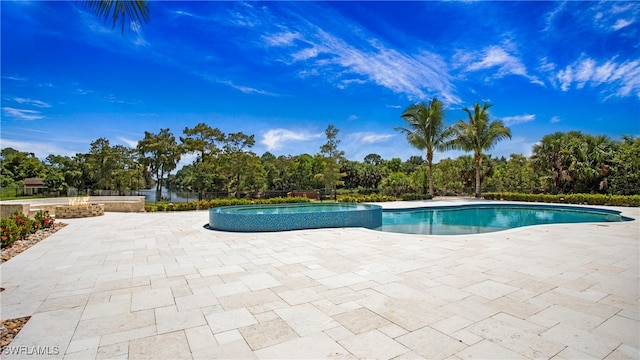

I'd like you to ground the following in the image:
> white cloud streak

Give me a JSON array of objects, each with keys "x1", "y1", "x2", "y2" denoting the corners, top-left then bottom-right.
[
  {"x1": 555, "y1": 57, "x2": 640, "y2": 98},
  {"x1": 0, "y1": 139, "x2": 76, "y2": 159},
  {"x1": 349, "y1": 132, "x2": 395, "y2": 145},
  {"x1": 611, "y1": 18, "x2": 634, "y2": 31},
  {"x1": 217, "y1": 80, "x2": 280, "y2": 96},
  {"x1": 12, "y1": 97, "x2": 51, "y2": 108},
  {"x1": 261, "y1": 19, "x2": 460, "y2": 104},
  {"x1": 263, "y1": 31, "x2": 300, "y2": 46},
  {"x1": 454, "y1": 44, "x2": 542, "y2": 85},
  {"x1": 116, "y1": 136, "x2": 139, "y2": 148},
  {"x1": 261, "y1": 128, "x2": 323, "y2": 151},
  {"x1": 2, "y1": 107, "x2": 45, "y2": 121},
  {"x1": 501, "y1": 114, "x2": 535, "y2": 126}
]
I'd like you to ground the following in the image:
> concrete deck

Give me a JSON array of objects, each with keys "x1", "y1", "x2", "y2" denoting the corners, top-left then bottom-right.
[{"x1": 1, "y1": 200, "x2": 638, "y2": 359}]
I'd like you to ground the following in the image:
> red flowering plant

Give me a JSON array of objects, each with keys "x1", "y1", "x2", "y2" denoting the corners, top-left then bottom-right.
[
  {"x1": 34, "y1": 210, "x2": 54, "y2": 229},
  {"x1": 1, "y1": 211, "x2": 54, "y2": 249}
]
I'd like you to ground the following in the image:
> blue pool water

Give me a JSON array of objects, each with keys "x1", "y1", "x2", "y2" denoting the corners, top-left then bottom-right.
[
  {"x1": 230, "y1": 203, "x2": 371, "y2": 214},
  {"x1": 209, "y1": 203, "x2": 382, "y2": 232},
  {"x1": 378, "y1": 204, "x2": 633, "y2": 235}
]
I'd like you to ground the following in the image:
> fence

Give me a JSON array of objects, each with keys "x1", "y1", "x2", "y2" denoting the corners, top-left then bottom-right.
[{"x1": 11, "y1": 186, "x2": 491, "y2": 202}]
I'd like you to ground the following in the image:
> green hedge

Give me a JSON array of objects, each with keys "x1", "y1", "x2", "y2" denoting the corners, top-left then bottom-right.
[
  {"x1": 337, "y1": 194, "x2": 398, "y2": 203},
  {"x1": 483, "y1": 193, "x2": 640, "y2": 207},
  {"x1": 401, "y1": 193, "x2": 434, "y2": 201},
  {"x1": 1, "y1": 211, "x2": 55, "y2": 248},
  {"x1": 144, "y1": 196, "x2": 311, "y2": 212}
]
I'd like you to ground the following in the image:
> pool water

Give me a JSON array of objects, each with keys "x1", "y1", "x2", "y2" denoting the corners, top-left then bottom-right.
[
  {"x1": 378, "y1": 204, "x2": 632, "y2": 235},
  {"x1": 231, "y1": 203, "x2": 371, "y2": 214},
  {"x1": 209, "y1": 203, "x2": 382, "y2": 232}
]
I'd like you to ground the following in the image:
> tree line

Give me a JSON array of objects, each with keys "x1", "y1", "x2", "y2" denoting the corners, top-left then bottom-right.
[{"x1": 2, "y1": 101, "x2": 639, "y2": 200}]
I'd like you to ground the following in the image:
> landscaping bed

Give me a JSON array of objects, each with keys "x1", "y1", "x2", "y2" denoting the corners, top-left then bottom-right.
[{"x1": 1, "y1": 221, "x2": 66, "y2": 352}]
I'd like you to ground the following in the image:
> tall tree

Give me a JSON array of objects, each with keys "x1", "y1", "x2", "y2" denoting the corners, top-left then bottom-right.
[
  {"x1": 395, "y1": 98, "x2": 450, "y2": 196},
  {"x1": 180, "y1": 123, "x2": 225, "y2": 163},
  {"x1": 218, "y1": 132, "x2": 260, "y2": 195},
  {"x1": 181, "y1": 123, "x2": 225, "y2": 199},
  {"x1": 137, "y1": 128, "x2": 182, "y2": 201},
  {"x1": 319, "y1": 125, "x2": 345, "y2": 200},
  {"x1": 447, "y1": 103, "x2": 511, "y2": 198}
]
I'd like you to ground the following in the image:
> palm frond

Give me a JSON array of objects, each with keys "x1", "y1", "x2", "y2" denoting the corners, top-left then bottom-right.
[{"x1": 85, "y1": 0, "x2": 150, "y2": 34}]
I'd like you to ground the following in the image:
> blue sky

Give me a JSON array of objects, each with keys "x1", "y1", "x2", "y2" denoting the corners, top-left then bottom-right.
[{"x1": 2, "y1": 1, "x2": 639, "y2": 168}]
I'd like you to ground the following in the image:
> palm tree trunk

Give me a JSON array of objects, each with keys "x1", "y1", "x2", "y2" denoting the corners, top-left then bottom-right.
[
  {"x1": 475, "y1": 153, "x2": 481, "y2": 198},
  {"x1": 427, "y1": 152, "x2": 434, "y2": 197},
  {"x1": 428, "y1": 161, "x2": 434, "y2": 197}
]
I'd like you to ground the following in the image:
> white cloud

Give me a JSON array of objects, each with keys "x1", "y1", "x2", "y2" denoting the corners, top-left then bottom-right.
[
  {"x1": 544, "y1": 2, "x2": 639, "y2": 34},
  {"x1": 218, "y1": 80, "x2": 279, "y2": 96},
  {"x1": 454, "y1": 44, "x2": 542, "y2": 85},
  {"x1": 550, "y1": 116, "x2": 561, "y2": 123},
  {"x1": 260, "y1": 128, "x2": 323, "y2": 151},
  {"x1": 501, "y1": 114, "x2": 535, "y2": 126},
  {"x1": 292, "y1": 46, "x2": 320, "y2": 61},
  {"x1": 260, "y1": 16, "x2": 460, "y2": 104},
  {"x1": 12, "y1": 97, "x2": 51, "y2": 108},
  {"x1": 0, "y1": 139, "x2": 76, "y2": 159},
  {"x1": 538, "y1": 57, "x2": 556, "y2": 73},
  {"x1": 612, "y1": 18, "x2": 634, "y2": 31},
  {"x1": 1, "y1": 75, "x2": 27, "y2": 82},
  {"x1": 2, "y1": 107, "x2": 44, "y2": 121},
  {"x1": 554, "y1": 57, "x2": 640, "y2": 98},
  {"x1": 349, "y1": 132, "x2": 395, "y2": 145},
  {"x1": 116, "y1": 136, "x2": 138, "y2": 148},
  {"x1": 263, "y1": 31, "x2": 300, "y2": 46},
  {"x1": 465, "y1": 46, "x2": 525, "y2": 75}
]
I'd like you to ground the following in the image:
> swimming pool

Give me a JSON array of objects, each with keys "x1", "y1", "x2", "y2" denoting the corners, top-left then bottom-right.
[
  {"x1": 378, "y1": 203, "x2": 633, "y2": 235},
  {"x1": 208, "y1": 203, "x2": 382, "y2": 232}
]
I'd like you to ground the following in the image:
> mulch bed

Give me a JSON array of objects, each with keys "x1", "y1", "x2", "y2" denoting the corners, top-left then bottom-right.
[
  {"x1": 0, "y1": 222, "x2": 67, "y2": 352},
  {"x1": 1, "y1": 222, "x2": 67, "y2": 263}
]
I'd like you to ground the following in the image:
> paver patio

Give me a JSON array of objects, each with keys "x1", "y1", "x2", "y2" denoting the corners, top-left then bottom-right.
[{"x1": 1, "y1": 200, "x2": 638, "y2": 359}]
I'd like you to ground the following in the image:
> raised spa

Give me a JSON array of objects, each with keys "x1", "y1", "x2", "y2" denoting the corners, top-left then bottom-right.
[{"x1": 208, "y1": 203, "x2": 382, "y2": 232}]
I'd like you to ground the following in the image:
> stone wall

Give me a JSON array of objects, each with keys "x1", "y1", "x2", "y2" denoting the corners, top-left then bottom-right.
[
  {"x1": 0, "y1": 204, "x2": 30, "y2": 218},
  {"x1": 0, "y1": 196, "x2": 145, "y2": 218},
  {"x1": 55, "y1": 204, "x2": 105, "y2": 219}
]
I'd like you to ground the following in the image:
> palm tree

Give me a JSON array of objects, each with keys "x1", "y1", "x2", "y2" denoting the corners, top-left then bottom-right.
[
  {"x1": 395, "y1": 98, "x2": 450, "y2": 196},
  {"x1": 85, "y1": 0, "x2": 150, "y2": 33},
  {"x1": 448, "y1": 102, "x2": 511, "y2": 198}
]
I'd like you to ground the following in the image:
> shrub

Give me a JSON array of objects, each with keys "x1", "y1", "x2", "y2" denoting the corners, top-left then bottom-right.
[
  {"x1": 483, "y1": 193, "x2": 640, "y2": 207},
  {"x1": 401, "y1": 193, "x2": 433, "y2": 201},
  {"x1": 0, "y1": 211, "x2": 54, "y2": 249},
  {"x1": 34, "y1": 210, "x2": 54, "y2": 229},
  {"x1": 1, "y1": 217, "x2": 20, "y2": 248},
  {"x1": 337, "y1": 194, "x2": 398, "y2": 203},
  {"x1": 145, "y1": 197, "x2": 312, "y2": 212}
]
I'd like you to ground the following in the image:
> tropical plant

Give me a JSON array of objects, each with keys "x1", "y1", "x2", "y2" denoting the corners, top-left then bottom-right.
[
  {"x1": 610, "y1": 135, "x2": 640, "y2": 195},
  {"x1": 532, "y1": 131, "x2": 616, "y2": 194},
  {"x1": 485, "y1": 154, "x2": 536, "y2": 193},
  {"x1": 447, "y1": 103, "x2": 511, "y2": 198},
  {"x1": 395, "y1": 98, "x2": 450, "y2": 196},
  {"x1": 85, "y1": 0, "x2": 150, "y2": 33}
]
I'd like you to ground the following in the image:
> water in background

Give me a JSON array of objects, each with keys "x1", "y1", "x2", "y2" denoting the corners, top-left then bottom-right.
[{"x1": 139, "y1": 187, "x2": 195, "y2": 203}]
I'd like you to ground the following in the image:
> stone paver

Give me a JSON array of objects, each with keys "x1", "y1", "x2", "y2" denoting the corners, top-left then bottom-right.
[{"x1": 1, "y1": 200, "x2": 638, "y2": 359}]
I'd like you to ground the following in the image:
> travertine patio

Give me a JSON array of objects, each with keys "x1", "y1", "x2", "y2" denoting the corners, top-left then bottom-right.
[{"x1": 1, "y1": 200, "x2": 638, "y2": 359}]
